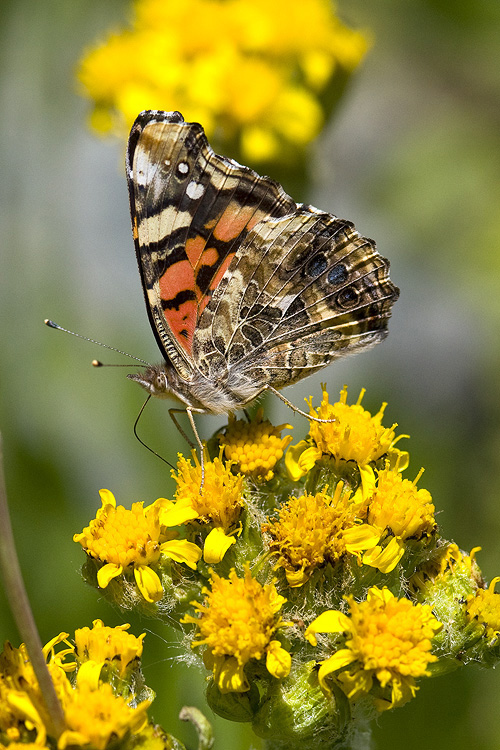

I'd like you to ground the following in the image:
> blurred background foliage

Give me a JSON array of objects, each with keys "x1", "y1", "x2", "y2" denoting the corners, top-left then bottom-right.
[{"x1": 1, "y1": 0, "x2": 500, "y2": 748}]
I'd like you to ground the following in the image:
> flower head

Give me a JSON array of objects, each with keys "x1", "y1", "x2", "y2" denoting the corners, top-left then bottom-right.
[
  {"x1": 0, "y1": 629, "x2": 152, "y2": 750},
  {"x1": 183, "y1": 566, "x2": 291, "y2": 692},
  {"x1": 0, "y1": 636, "x2": 73, "y2": 744},
  {"x1": 286, "y1": 386, "x2": 406, "y2": 481},
  {"x1": 77, "y1": 0, "x2": 369, "y2": 164},
  {"x1": 74, "y1": 620, "x2": 145, "y2": 688},
  {"x1": 306, "y1": 586, "x2": 442, "y2": 710},
  {"x1": 263, "y1": 483, "x2": 368, "y2": 586},
  {"x1": 58, "y1": 682, "x2": 151, "y2": 750},
  {"x1": 466, "y1": 578, "x2": 500, "y2": 640},
  {"x1": 220, "y1": 409, "x2": 292, "y2": 482},
  {"x1": 74, "y1": 489, "x2": 201, "y2": 603},
  {"x1": 353, "y1": 465, "x2": 436, "y2": 573},
  {"x1": 165, "y1": 452, "x2": 244, "y2": 563}
]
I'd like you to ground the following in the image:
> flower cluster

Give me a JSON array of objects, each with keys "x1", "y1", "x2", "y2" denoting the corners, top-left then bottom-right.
[
  {"x1": 0, "y1": 622, "x2": 153, "y2": 750},
  {"x1": 77, "y1": 0, "x2": 369, "y2": 164},
  {"x1": 71, "y1": 385, "x2": 500, "y2": 746}
]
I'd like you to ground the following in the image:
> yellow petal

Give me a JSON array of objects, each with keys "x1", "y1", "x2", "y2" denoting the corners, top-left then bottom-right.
[
  {"x1": 343, "y1": 523, "x2": 381, "y2": 552},
  {"x1": 338, "y1": 665, "x2": 373, "y2": 700},
  {"x1": 285, "y1": 441, "x2": 320, "y2": 481},
  {"x1": 266, "y1": 640, "x2": 291, "y2": 679},
  {"x1": 358, "y1": 464, "x2": 376, "y2": 500},
  {"x1": 285, "y1": 568, "x2": 311, "y2": 588},
  {"x1": 98, "y1": 488, "x2": 116, "y2": 508},
  {"x1": 43, "y1": 632, "x2": 70, "y2": 657},
  {"x1": 58, "y1": 730, "x2": 90, "y2": 749},
  {"x1": 362, "y1": 537, "x2": 405, "y2": 573},
  {"x1": 75, "y1": 659, "x2": 103, "y2": 690},
  {"x1": 160, "y1": 503, "x2": 200, "y2": 527},
  {"x1": 318, "y1": 650, "x2": 357, "y2": 691},
  {"x1": 134, "y1": 565, "x2": 163, "y2": 603},
  {"x1": 217, "y1": 656, "x2": 249, "y2": 693},
  {"x1": 305, "y1": 610, "x2": 351, "y2": 645},
  {"x1": 8, "y1": 690, "x2": 44, "y2": 729},
  {"x1": 97, "y1": 562, "x2": 122, "y2": 588},
  {"x1": 203, "y1": 527, "x2": 235, "y2": 564},
  {"x1": 161, "y1": 539, "x2": 202, "y2": 569}
]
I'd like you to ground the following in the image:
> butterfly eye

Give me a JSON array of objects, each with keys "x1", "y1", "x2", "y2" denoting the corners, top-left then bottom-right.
[
  {"x1": 327, "y1": 264, "x2": 349, "y2": 287},
  {"x1": 154, "y1": 371, "x2": 168, "y2": 391},
  {"x1": 337, "y1": 286, "x2": 360, "y2": 308}
]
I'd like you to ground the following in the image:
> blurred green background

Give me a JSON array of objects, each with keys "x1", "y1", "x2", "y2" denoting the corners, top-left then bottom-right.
[{"x1": 1, "y1": 0, "x2": 500, "y2": 748}]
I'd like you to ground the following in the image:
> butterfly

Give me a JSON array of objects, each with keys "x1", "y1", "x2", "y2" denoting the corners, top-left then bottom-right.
[{"x1": 126, "y1": 110, "x2": 399, "y2": 440}]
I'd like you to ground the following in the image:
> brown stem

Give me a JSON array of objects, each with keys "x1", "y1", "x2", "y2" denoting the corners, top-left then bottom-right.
[{"x1": 0, "y1": 432, "x2": 66, "y2": 738}]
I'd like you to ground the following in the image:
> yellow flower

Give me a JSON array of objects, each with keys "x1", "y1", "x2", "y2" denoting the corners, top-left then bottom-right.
[
  {"x1": 74, "y1": 489, "x2": 202, "y2": 603},
  {"x1": 286, "y1": 386, "x2": 407, "y2": 481},
  {"x1": 0, "y1": 636, "x2": 74, "y2": 744},
  {"x1": 305, "y1": 586, "x2": 442, "y2": 710},
  {"x1": 466, "y1": 577, "x2": 500, "y2": 640},
  {"x1": 165, "y1": 452, "x2": 244, "y2": 563},
  {"x1": 410, "y1": 544, "x2": 482, "y2": 594},
  {"x1": 77, "y1": 0, "x2": 369, "y2": 163},
  {"x1": 220, "y1": 408, "x2": 292, "y2": 482},
  {"x1": 344, "y1": 465, "x2": 436, "y2": 574},
  {"x1": 58, "y1": 682, "x2": 151, "y2": 750},
  {"x1": 183, "y1": 566, "x2": 291, "y2": 692},
  {"x1": 74, "y1": 620, "x2": 145, "y2": 689},
  {"x1": 263, "y1": 483, "x2": 369, "y2": 586}
]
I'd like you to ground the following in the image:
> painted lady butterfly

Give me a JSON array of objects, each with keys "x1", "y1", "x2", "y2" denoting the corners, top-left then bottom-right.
[{"x1": 126, "y1": 110, "x2": 399, "y2": 428}]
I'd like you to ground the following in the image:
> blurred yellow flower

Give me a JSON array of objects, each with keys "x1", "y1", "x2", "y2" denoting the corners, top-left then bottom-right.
[
  {"x1": 78, "y1": 0, "x2": 369, "y2": 163},
  {"x1": 59, "y1": 682, "x2": 151, "y2": 750}
]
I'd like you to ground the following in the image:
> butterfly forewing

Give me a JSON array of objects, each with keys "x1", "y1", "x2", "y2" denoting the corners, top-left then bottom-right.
[{"x1": 127, "y1": 111, "x2": 299, "y2": 374}]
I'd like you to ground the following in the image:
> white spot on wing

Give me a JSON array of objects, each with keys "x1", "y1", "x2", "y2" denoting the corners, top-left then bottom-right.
[
  {"x1": 186, "y1": 181, "x2": 205, "y2": 200},
  {"x1": 177, "y1": 161, "x2": 189, "y2": 175}
]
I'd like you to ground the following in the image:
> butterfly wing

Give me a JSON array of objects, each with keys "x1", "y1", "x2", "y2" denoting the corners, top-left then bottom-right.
[
  {"x1": 127, "y1": 110, "x2": 298, "y2": 379},
  {"x1": 194, "y1": 208, "x2": 399, "y2": 392}
]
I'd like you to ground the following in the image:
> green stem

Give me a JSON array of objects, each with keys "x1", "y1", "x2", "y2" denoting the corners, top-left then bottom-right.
[{"x1": 0, "y1": 432, "x2": 66, "y2": 738}]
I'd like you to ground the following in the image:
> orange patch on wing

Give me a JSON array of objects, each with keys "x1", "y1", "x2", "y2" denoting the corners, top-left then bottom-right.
[
  {"x1": 212, "y1": 203, "x2": 258, "y2": 242},
  {"x1": 164, "y1": 299, "x2": 197, "y2": 353},
  {"x1": 246, "y1": 209, "x2": 266, "y2": 231},
  {"x1": 185, "y1": 235, "x2": 207, "y2": 268},
  {"x1": 159, "y1": 260, "x2": 197, "y2": 355},
  {"x1": 159, "y1": 245, "x2": 227, "y2": 354}
]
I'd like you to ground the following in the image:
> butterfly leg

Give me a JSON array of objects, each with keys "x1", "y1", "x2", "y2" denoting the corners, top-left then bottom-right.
[
  {"x1": 168, "y1": 408, "x2": 197, "y2": 449},
  {"x1": 264, "y1": 385, "x2": 335, "y2": 424},
  {"x1": 168, "y1": 407, "x2": 206, "y2": 492}
]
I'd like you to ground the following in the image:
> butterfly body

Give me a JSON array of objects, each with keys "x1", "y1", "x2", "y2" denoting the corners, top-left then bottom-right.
[{"x1": 126, "y1": 110, "x2": 399, "y2": 415}]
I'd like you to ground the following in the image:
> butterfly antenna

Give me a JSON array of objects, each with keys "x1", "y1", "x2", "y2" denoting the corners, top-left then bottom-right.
[
  {"x1": 44, "y1": 319, "x2": 150, "y2": 366},
  {"x1": 133, "y1": 395, "x2": 176, "y2": 470}
]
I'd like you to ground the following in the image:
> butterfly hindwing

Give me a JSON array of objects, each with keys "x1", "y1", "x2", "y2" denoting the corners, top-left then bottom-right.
[{"x1": 194, "y1": 207, "x2": 397, "y2": 389}]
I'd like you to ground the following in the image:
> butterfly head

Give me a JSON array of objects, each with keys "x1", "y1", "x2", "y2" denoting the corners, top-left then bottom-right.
[{"x1": 128, "y1": 364, "x2": 171, "y2": 399}]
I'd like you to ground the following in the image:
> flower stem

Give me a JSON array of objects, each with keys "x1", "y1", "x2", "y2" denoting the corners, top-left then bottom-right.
[{"x1": 0, "y1": 432, "x2": 66, "y2": 737}]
